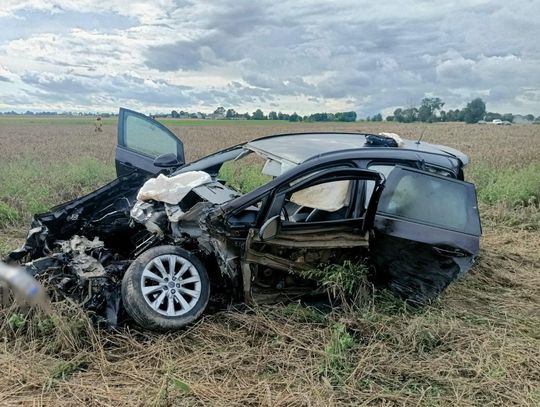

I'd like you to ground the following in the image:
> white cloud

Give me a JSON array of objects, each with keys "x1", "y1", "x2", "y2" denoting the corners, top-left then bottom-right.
[{"x1": 0, "y1": 0, "x2": 539, "y2": 115}]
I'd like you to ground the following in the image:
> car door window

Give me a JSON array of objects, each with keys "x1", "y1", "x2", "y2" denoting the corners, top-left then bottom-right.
[
  {"x1": 124, "y1": 115, "x2": 179, "y2": 158},
  {"x1": 364, "y1": 164, "x2": 395, "y2": 208},
  {"x1": 377, "y1": 168, "x2": 481, "y2": 235}
]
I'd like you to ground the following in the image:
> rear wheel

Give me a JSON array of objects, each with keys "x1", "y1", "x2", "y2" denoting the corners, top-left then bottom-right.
[{"x1": 122, "y1": 246, "x2": 210, "y2": 331}]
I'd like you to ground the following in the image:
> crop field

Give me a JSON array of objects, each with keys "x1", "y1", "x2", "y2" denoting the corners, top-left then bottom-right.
[{"x1": 0, "y1": 118, "x2": 539, "y2": 406}]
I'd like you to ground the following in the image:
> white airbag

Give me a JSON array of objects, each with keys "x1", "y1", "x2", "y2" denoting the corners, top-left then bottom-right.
[
  {"x1": 290, "y1": 180, "x2": 350, "y2": 212},
  {"x1": 137, "y1": 171, "x2": 212, "y2": 204}
]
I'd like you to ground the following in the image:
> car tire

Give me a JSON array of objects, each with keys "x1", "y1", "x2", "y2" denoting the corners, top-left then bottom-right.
[{"x1": 121, "y1": 245, "x2": 210, "y2": 332}]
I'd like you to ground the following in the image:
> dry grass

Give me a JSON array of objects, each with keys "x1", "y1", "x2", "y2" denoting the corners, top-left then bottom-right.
[{"x1": 0, "y1": 119, "x2": 539, "y2": 406}]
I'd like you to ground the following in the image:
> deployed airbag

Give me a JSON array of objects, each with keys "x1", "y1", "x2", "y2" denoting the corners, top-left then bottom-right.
[
  {"x1": 290, "y1": 180, "x2": 351, "y2": 212},
  {"x1": 137, "y1": 171, "x2": 212, "y2": 204}
]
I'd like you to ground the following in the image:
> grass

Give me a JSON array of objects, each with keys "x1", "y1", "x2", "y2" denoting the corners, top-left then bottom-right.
[
  {"x1": 471, "y1": 161, "x2": 540, "y2": 207},
  {"x1": 0, "y1": 120, "x2": 539, "y2": 405},
  {"x1": 0, "y1": 156, "x2": 115, "y2": 228},
  {"x1": 218, "y1": 157, "x2": 272, "y2": 193}
]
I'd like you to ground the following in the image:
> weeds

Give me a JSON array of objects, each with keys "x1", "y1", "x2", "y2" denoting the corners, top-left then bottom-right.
[
  {"x1": 470, "y1": 161, "x2": 540, "y2": 207},
  {"x1": 298, "y1": 261, "x2": 372, "y2": 308},
  {"x1": 0, "y1": 156, "x2": 114, "y2": 228},
  {"x1": 321, "y1": 323, "x2": 355, "y2": 384}
]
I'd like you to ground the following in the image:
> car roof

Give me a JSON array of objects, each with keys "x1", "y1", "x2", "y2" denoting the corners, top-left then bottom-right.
[{"x1": 246, "y1": 132, "x2": 469, "y2": 166}]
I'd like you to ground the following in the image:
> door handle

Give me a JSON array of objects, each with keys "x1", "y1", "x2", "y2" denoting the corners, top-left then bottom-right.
[{"x1": 433, "y1": 246, "x2": 468, "y2": 257}]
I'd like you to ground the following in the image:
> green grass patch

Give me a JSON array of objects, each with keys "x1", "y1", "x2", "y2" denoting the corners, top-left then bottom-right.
[
  {"x1": 321, "y1": 322, "x2": 355, "y2": 383},
  {"x1": 470, "y1": 161, "x2": 540, "y2": 207},
  {"x1": 218, "y1": 160, "x2": 272, "y2": 193},
  {"x1": 0, "y1": 156, "x2": 115, "y2": 227},
  {"x1": 298, "y1": 261, "x2": 371, "y2": 305}
]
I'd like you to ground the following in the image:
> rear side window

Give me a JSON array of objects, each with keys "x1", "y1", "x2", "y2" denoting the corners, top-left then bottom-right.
[
  {"x1": 365, "y1": 164, "x2": 395, "y2": 208},
  {"x1": 125, "y1": 115, "x2": 178, "y2": 158},
  {"x1": 377, "y1": 169, "x2": 480, "y2": 235}
]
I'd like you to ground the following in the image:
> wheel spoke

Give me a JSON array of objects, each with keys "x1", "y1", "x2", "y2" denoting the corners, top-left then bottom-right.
[
  {"x1": 167, "y1": 255, "x2": 177, "y2": 277},
  {"x1": 180, "y1": 276, "x2": 199, "y2": 285},
  {"x1": 142, "y1": 269, "x2": 164, "y2": 283},
  {"x1": 166, "y1": 295, "x2": 175, "y2": 315},
  {"x1": 153, "y1": 258, "x2": 168, "y2": 278},
  {"x1": 142, "y1": 285, "x2": 162, "y2": 296},
  {"x1": 174, "y1": 292, "x2": 190, "y2": 310},
  {"x1": 174, "y1": 262, "x2": 190, "y2": 280},
  {"x1": 178, "y1": 286, "x2": 200, "y2": 298},
  {"x1": 151, "y1": 291, "x2": 167, "y2": 310}
]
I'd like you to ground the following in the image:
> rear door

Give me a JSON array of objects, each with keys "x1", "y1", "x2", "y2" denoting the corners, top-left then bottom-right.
[
  {"x1": 115, "y1": 108, "x2": 185, "y2": 177},
  {"x1": 370, "y1": 166, "x2": 481, "y2": 303}
]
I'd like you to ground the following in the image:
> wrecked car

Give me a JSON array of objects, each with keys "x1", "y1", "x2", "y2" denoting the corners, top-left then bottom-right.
[{"x1": 6, "y1": 108, "x2": 481, "y2": 331}]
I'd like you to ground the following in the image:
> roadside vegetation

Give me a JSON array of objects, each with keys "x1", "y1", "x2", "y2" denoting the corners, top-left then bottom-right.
[{"x1": 0, "y1": 119, "x2": 538, "y2": 405}]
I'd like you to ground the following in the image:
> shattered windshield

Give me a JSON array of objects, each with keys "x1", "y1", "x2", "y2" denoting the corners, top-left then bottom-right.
[{"x1": 217, "y1": 150, "x2": 273, "y2": 194}]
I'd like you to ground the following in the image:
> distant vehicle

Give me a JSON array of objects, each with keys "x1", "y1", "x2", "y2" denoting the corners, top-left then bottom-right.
[
  {"x1": 491, "y1": 119, "x2": 511, "y2": 125},
  {"x1": 8, "y1": 108, "x2": 482, "y2": 331}
]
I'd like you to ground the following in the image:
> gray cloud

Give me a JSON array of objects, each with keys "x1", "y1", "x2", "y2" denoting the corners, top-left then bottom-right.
[
  {"x1": 1, "y1": 0, "x2": 540, "y2": 115},
  {"x1": 20, "y1": 71, "x2": 194, "y2": 107}
]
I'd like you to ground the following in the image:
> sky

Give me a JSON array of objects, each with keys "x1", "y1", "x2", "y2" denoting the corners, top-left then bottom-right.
[{"x1": 0, "y1": 0, "x2": 539, "y2": 117}]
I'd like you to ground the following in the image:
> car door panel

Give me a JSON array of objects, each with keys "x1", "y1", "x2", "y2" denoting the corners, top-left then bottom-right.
[
  {"x1": 115, "y1": 108, "x2": 185, "y2": 177},
  {"x1": 370, "y1": 166, "x2": 481, "y2": 303}
]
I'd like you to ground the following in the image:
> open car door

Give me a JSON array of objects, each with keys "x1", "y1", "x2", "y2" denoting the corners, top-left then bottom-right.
[
  {"x1": 115, "y1": 108, "x2": 185, "y2": 177},
  {"x1": 370, "y1": 166, "x2": 481, "y2": 303}
]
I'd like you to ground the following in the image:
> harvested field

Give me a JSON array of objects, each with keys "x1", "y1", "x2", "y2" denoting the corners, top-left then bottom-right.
[{"x1": 0, "y1": 118, "x2": 539, "y2": 406}]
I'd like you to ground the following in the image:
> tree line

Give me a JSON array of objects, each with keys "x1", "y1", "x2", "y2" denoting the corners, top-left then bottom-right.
[
  {"x1": 171, "y1": 107, "x2": 357, "y2": 122},
  {"x1": 381, "y1": 97, "x2": 538, "y2": 124}
]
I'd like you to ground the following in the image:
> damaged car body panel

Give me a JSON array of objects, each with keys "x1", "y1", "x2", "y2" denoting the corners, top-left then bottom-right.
[{"x1": 6, "y1": 109, "x2": 482, "y2": 331}]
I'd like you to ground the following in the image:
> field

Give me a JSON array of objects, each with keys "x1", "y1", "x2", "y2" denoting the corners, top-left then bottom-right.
[{"x1": 0, "y1": 118, "x2": 539, "y2": 406}]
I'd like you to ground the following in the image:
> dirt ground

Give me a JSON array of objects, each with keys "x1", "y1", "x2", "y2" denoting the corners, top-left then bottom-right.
[{"x1": 0, "y1": 120, "x2": 539, "y2": 406}]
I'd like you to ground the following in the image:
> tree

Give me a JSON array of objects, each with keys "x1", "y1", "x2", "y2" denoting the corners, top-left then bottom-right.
[
  {"x1": 386, "y1": 115, "x2": 395, "y2": 121},
  {"x1": 372, "y1": 113, "x2": 383, "y2": 122},
  {"x1": 268, "y1": 111, "x2": 278, "y2": 120},
  {"x1": 462, "y1": 98, "x2": 486, "y2": 123},
  {"x1": 525, "y1": 114, "x2": 535, "y2": 121},
  {"x1": 225, "y1": 109, "x2": 237, "y2": 119},
  {"x1": 213, "y1": 106, "x2": 226, "y2": 116},
  {"x1": 252, "y1": 109, "x2": 266, "y2": 120},
  {"x1": 484, "y1": 112, "x2": 502, "y2": 122},
  {"x1": 501, "y1": 113, "x2": 514, "y2": 123},
  {"x1": 418, "y1": 97, "x2": 444, "y2": 122},
  {"x1": 335, "y1": 111, "x2": 357, "y2": 122},
  {"x1": 289, "y1": 112, "x2": 301, "y2": 122},
  {"x1": 393, "y1": 108, "x2": 404, "y2": 122},
  {"x1": 402, "y1": 107, "x2": 418, "y2": 123},
  {"x1": 439, "y1": 110, "x2": 447, "y2": 122},
  {"x1": 171, "y1": 110, "x2": 180, "y2": 118}
]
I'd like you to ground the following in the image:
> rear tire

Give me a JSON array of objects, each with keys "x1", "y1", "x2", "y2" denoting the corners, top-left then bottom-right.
[{"x1": 122, "y1": 245, "x2": 210, "y2": 332}]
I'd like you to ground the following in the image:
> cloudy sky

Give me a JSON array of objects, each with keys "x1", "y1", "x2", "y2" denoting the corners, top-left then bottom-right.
[{"x1": 0, "y1": 0, "x2": 539, "y2": 116}]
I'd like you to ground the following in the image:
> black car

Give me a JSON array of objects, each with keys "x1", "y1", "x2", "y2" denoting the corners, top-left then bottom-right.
[{"x1": 8, "y1": 108, "x2": 481, "y2": 331}]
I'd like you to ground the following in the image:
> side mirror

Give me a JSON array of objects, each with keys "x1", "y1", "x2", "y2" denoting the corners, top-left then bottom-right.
[
  {"x1": 259, "y1": 215, "x2": 281, "y2": 241},
  {"x1": 153, "y1": 153, "x2": 184, "y2": 168}
]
